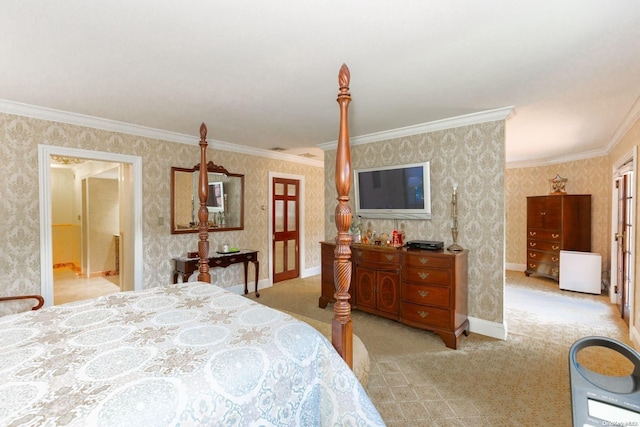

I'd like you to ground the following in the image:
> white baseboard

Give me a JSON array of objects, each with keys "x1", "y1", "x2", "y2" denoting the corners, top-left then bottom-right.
[
  {"x1": 302, "y1": 266, "x2": 321, "y2": 278},
  {"x1": 505, "y1": 263, "x2": 525, "y2": 272},
  {"x1": 469, "y1": 316, "x2": 507, "y2": 340}
]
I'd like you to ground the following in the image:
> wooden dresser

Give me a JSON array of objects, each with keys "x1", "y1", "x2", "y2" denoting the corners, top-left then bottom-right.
[
  {"x1": 525, "y1": 195, "x2": 591, "y2": 280},
  {"x1": 319, "y1": 241, "x2": 469, "y2": 349}
]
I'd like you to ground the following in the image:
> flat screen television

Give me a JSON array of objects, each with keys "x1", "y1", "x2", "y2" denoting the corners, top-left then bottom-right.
[{"x1": 354, "y1": 162, "x2": 431, "y2": 219}]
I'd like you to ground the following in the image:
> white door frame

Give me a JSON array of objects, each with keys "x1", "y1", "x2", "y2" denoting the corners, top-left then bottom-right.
[
  {"x1": 38, "y1": 145, "x2": 143, "y2": 306},
  {"x1": 267, "y1": 172, "x2": 306, "y2": 286}
]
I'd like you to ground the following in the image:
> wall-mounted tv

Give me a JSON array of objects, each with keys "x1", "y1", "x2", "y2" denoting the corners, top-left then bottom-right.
[{"x1": 354, "y1": 162, "x2": 431, "y2": 219}]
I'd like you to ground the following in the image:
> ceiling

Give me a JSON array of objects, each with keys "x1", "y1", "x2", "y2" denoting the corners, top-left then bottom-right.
[{"x1": 2, "y1": 1, "x2": 640, "y2": 166}]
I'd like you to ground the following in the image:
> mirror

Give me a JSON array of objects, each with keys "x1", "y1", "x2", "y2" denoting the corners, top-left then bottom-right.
[{"x1": 171, "y1": 162, "x2": 244, "y2": 234}]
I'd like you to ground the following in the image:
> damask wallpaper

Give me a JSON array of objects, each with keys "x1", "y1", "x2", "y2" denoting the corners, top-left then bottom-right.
[
  {"x1": 0, "y1": 112, "x2": 325, "y2": 315},
  {"x1": 324, "y1": 121, "x2": 506, "y2": 325}
]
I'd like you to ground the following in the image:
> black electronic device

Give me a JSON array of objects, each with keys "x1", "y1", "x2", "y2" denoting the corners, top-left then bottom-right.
[
  {"x1": 569, "y1": 336, "x2": 640, "y2": 426},
  {"x1": 406, "y1": 240, "x2": 444, "y2": 251}
]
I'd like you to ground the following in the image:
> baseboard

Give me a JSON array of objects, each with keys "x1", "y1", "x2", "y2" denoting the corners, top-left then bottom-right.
[
  {"x1": 468, "y1": 316, "x2": 507, "y2": 340},
  {"x1": 302, "y1": 266, "x2": 321, "y2": 278},
  {"x1": 505, "y1": 263, "x2": 525, "y2": 272},
  {"x1": 226, "y1": 278, "x2": 272, "y2": 296}
]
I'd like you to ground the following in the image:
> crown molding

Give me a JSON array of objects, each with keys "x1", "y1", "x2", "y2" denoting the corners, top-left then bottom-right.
[
  {"x1": 0, "y1": 99, "x2": 324, "y2": 168},
  {"x1": 605, "y1": 94, "x2": 640, "y2": 154},
  {"x1": 317, "y1": 106, "x2": 514, "y2": 151},
  {"x1": 505, "y1": 147, "x2": 609, "y2": 169}
]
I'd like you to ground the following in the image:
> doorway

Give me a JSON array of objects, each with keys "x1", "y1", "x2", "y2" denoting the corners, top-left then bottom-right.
[
  {"x1": 38, "y1": 145, "x2": 143, "y2": 307},
  {"x1": 50, "y1": 159, "x2": 122, "y2": 304},
  {"x1": 612, "y1": 148, "x2": 636, "y2": 328},
  {"x1": 268, "y1": 172, "x2": 305, "y2": 285}
]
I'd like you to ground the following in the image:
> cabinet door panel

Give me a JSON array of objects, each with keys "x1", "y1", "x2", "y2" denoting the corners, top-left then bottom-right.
[
  {"x1": 355, "y1": 266, "x2": 376, "y2": 309},
  {"x1": 527, "y1": 197, "x2": 546, "y2": 229},
  {"x1": 543, "y1": 197, "x2": 562, "y2": 230},
  {"x1": 377, "y1": 271, "x2": 399, "y2": 315}
]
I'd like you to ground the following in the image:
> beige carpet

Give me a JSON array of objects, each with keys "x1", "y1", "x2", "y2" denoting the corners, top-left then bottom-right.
[{"x1": 246, "y1": 270, "x2": 633, "y2": 426}]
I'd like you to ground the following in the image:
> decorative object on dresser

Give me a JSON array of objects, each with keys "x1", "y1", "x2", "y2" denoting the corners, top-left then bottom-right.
[
  {"x1": 525, "y1": 194, "x2": 591, "y2": 281},
  {"x1": 549, "y1": 173, "x2": 568, "y2": 194},
  {"x1": 447, "y1": 183, "x2": 464, "y2": 252},
  {"x1": 319, "y1": 241, "x2": 469, "y2": 349}
]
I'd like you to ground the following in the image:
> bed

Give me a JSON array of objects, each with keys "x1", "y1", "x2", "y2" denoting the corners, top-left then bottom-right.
[{"x1": 0, "y1": 64, "x2": 382, "y2": 426}]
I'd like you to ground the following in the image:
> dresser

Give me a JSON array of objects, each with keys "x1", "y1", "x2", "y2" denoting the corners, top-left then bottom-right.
[
  {"x1": 319, "y1": 241, "x2": 469, "y2": 349},
  {"x1": 525, "y1": 195, "x2": 591, "y2": 280}
]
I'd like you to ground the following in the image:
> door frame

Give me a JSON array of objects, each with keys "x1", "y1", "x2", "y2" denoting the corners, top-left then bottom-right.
[
  {"x1": 611, "y1": 147, "x2": 636, "y2": 330},
  {"x1": 38, "y1": 145, "x2": 143, "y2": 306},
  {"x1": 267, "y1": 172, "x2": 305, "y2": 285}
]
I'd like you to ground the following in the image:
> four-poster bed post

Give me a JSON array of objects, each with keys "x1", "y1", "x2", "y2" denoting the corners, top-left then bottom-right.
[
  {"x1": 197, "y1": 122, "x2": 211, "y2": 283},
  {"x1": 332, "y1": 63, "x2": 354, "y2": 367}
]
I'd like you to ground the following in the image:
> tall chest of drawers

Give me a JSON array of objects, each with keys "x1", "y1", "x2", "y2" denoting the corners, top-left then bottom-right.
[{"x1": 525, "y1": 195, "x2": 591, "y2": 280}]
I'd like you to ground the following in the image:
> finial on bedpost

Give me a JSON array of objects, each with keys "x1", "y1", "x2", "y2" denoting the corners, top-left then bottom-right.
[
  {"x1": 333, "y1": 63, "x2": 353, "y2": 368},
  {"x1": 197, "y1": 122, "x2": 211, "y2": 283}
]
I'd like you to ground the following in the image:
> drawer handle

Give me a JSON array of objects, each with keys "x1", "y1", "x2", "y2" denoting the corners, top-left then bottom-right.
[
  {"x1": 529, "y1": 231, "x2": 536, "y2": 236},
  {"x1": 230, "y1": 258, "x2": 236, "y2": 262},
  {"x1": 552, "y1": 257, "x2": 558, "y2": 262},
  {"x1": 529, "y1": 263, "x2": 536, "y2": 268},
  {"x1": 418, "y1": 311, "x2": 429, "y2": 318},
  {"x1": 356, "y1": 251, "x2": 363, "y2": 257},
  {"x1": 247, "y1": 255, "x2": 253, "y2": 259},
  {"x1": 529, "y1": 253, "x2": 536, "y2": 258},
  {"x1": 529, "y1": 242, "x2": 536, "y2": 247},
  {"x1": 552, "y1": 233, "x2": 559, "y2": 239},
  {"x1": 215, "y1": 260, "x2": 222, "y2": 265},
  {"x1": 418, "y1": 290, "x2": 429, "y2": 298},
  {"x1": 419, "y1": 257, "x2": 428, "y2": 264},
  {"x1": 552, "y1": 246, "x2": 559, "y2": 251},
  {"x1": 418, "y1": 272, "x2": 430, "y2": 280},
  {"x1": 385, "y1": 254, "x2": 394, "y2": 261}
]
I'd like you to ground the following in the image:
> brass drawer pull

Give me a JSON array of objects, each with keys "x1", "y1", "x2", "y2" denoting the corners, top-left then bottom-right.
[
  {"x1": 385, "y1": 254, "x2": 394, "y2": 261},
  {"x1": 418, "y1": 272, "x2": 430, "y2": 280},
  {"x1": 418, "y1": 290, "x2": 429, "y2": 298},
  {"x1": 552, "y1": 246, "x2": 559, "y2": 251},
  {"x1": 529, "y1": 231, "x2": 536, "y2": 236},
  {"x1": 418, "y1": 311, "x2": 429, "y2": 318},
  {"x1": 552, "y1": 257, "x2": 558, "y2": 262},
  {"x1": 529, "y1": 253, "x2": 536, "y2": 258},
  {"x1": 356, "y1": 251, "x2": 363, "y2": 257},
  {"x1": 529, "y1": 263, "x2": 536, "y2": 268},
  {"x1": 552, "y1": 233, "x2": 559, "y2": 239},
  {"x1": 230, "y1": 258, "x2": 236, "y2": 262},
  {"x1": 529, "y1": 242, "x2": 536, "y2": 247},
  {"x1": 419, "y1": 257, "x2": 428, "y2": 264}
]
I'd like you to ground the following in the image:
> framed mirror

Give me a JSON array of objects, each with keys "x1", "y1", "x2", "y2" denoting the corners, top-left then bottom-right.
[{"x1": 171, "y1": 162, "x2": 244, "y2": 234}]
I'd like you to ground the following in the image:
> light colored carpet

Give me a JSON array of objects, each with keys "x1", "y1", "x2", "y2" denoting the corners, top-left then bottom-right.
[{"x1": 247, "y1": 270, "x2": 633, "y2": 426}]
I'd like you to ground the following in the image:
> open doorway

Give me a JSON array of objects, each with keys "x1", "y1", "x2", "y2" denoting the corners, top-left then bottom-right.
[
  {"x1": 38, "y1": 145, "x2": 143, "y2": 307},
  {"x1": 50, "y1": 158, "x2": 122, "y2": 304}
]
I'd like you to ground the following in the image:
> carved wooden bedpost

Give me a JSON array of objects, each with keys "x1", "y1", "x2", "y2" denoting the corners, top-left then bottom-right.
[
  {"x1": 197, "y1": 123, "x2": 211, "y2": 283},
  {"x1": 333, "y1": 64, "x2": 353, "y2": 367}
]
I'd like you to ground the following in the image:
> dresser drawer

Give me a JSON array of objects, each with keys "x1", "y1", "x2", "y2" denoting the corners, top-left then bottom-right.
[
  {"x1": 526, "y1": 240, "x2": 561, "y2": 253},
  {"x1": 526, "y1": 261, "x2": 559, "y2": 278},
  {"x1": 402, "y1": 266, "x2": 450, "y2": 285},
  {"x1": 402, "y1": 253, "x2": 451, "y2": 269},
  {"x1": 352, "y1": 247, "x2": 400, "y2": 265},
  {"x1": 401, "y1": 301, "x2": 450, "y2": 328},
  {"x1": 401, "y1": 283, "x2": 449, "y2": 308},
  {"x1": 527, "y1": 229, "x2": 561, "y2": 241},
  {"x1": 527, "y1": 249, "x2": 559, "y2": 266}
]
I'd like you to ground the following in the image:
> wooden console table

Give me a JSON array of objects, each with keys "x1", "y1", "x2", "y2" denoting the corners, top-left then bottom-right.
[{"x1": 173, "y1": 250, "x2": 260, "y2": 296}]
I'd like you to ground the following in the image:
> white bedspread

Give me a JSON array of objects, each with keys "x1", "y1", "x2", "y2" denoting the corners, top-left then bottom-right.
[{"x1": 0, "y1": 282, "x2": 384, "y2": 426}]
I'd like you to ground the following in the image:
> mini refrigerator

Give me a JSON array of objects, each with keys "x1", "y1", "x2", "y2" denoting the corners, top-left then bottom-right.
[{"x1": 559, "y1": 250, "x2": 602, "y2": 294}]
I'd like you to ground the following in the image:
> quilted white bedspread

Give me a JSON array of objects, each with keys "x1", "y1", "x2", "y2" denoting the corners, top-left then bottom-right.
[{"x1": 0, "y1": 282, "x2": 384, "y2": 426}]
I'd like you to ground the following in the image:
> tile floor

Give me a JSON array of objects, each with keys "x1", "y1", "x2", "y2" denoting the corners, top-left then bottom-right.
[{"x1": 53, "y1": 267, "x2": 120, "y2": 305}]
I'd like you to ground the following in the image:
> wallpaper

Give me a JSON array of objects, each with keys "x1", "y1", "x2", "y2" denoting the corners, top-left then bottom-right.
[
  {"x1": 505, "y1": 157, "x2": 610, "y2": 276},
  {"x1": 0, "y1": 112, "x2": 324, "y2": 315},
  {"x1": 324, "y1": 121, "x2": 506, "y2": 324}
]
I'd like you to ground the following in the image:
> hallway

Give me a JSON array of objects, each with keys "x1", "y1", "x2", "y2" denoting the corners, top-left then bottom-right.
[{"x1": 54, "y1": 267, "x2": 119, "y2": 305}]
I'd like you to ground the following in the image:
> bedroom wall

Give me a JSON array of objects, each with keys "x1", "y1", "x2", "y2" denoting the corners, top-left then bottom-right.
[
  {"x1": 504, "y1": 157, "x2": 610, "y2": 274},
  {"x1": 324, "y1": 120, "x2": 506, "y2": 326},
  {"x1": 0, "y1": 112, "x2": 324, "y2": 314}
]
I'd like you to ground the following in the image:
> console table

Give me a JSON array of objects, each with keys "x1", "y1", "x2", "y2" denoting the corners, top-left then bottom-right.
[{"x1": 172, "y1": 250, "x2": 260, "y2": 296}]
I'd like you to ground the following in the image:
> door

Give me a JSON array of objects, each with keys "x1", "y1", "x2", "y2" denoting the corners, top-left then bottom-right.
[
  {"x1": 272, "y1": 177, "x2": 299, "y2": 282},
  {"x1": 615, "y1": 174, "x2": 632, "y2": 324}
]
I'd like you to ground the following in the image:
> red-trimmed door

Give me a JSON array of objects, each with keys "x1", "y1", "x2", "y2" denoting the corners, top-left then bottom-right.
[{"x1": 272, "y1": 177, "x2": 300, "y2": 283}]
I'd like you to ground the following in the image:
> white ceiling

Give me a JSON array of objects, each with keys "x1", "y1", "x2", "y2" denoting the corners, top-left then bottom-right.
[{"x1": 2, "y1": 1, "x2": 640, "y2": 166}]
